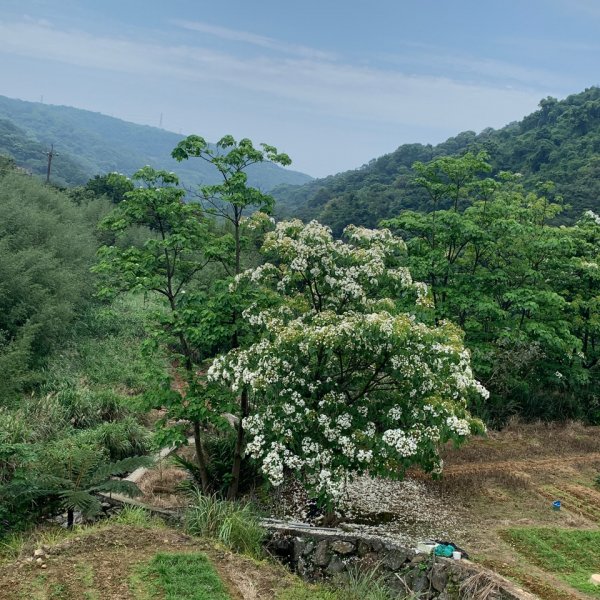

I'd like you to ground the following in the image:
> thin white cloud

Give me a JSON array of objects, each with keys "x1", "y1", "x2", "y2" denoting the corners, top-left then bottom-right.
[
  {"x1": 377, "y1": 46, "x2": 571, "y2": 90},
  {"x1": 0, "y1": 19, "x2": 547, "y2": 135},
  {"x1": 172, "y1": 19, "x2": 337, "y2": 61}
]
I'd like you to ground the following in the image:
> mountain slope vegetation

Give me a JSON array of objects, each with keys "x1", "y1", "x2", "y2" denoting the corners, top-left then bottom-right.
[
  {"x1": 274, "y1": 87, "x2": 600, "y2": 234},
  {"x1": 0, "y1": 95, "x2": 312, "y2": 191}
]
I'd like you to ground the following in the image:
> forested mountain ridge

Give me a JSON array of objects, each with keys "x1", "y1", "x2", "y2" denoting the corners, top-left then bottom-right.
[
  {"x1": 0, "y1": 95, "x2": 312, "y2": 190},
  {"x1": 273, "y1": 86, "x2": 600, "y2": 234}
]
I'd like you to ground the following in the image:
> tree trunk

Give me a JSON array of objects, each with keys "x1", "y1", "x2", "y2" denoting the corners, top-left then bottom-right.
[
  {"x1": 192, "y1": 419, "x2": 210, "y2": 493},
  {"x1": 67, "y1": 508, "x2": 74, "y2": 530},
  {"x1": 227, "y1": 388, "x2": 248, "y2": 500}
]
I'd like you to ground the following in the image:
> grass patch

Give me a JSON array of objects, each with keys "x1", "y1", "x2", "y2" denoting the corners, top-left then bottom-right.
[
  {"x1": 501, "y1": 527, "x2": 600, "y2": 596},
  {"x1": 276, "y1": 566, "x2": 396, "y2": 600},
  {"x1": 112, "y1": 506, "x2": 165, "y2": 529},
  {"x1": 185, "y1": 491, "x2": 265, "y2": 557},
  {"x1": 132, "y1": 552, "x2": 231, "y2": 600},
  {"x1": 276, "y1": 583, "x2": 339, "y2": 600},
  {"x1": 0, "y1": 531, "x2": 26, "y2": 563}
]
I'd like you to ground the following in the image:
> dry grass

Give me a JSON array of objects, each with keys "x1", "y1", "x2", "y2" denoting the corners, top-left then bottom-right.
[
  {"x1": 459, "y1": 572, "x2": 501, "y2": 600},
  {"x1": 137, "y1": 460, "x2": 190, "y2": 508}
]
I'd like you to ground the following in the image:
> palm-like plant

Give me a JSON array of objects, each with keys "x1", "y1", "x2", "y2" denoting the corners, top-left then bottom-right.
[{"x1": 7, "y1": 439, "x2": 152, "y2": 528}]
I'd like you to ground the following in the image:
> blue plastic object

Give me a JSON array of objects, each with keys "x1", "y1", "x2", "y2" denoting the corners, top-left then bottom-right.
[{"x1": 553, "y1": 500, "x2": 561, "y2": 510}]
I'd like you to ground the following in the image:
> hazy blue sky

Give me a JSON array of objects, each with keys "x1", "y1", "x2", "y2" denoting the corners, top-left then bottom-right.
[{"x1": 1, "y1": 0, "x2": 599, "y2": 176}]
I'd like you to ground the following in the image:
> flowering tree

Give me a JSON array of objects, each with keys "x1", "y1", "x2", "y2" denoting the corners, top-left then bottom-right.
[{"x1": 209, "y1": 220, "x2": 486, "y2": 504}]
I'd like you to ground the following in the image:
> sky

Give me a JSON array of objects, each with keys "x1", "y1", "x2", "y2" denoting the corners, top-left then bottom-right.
[{"x1": 1, "y1": 1, "x2": 599, "y2": 177}]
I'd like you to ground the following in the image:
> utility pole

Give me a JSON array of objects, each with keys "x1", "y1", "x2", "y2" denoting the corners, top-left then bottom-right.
[
  {"x1": 45, "y1": 144, "x2": 58, "y2": 184},
  {"x1": 159, "y1": 112, "x2": 163, "y2": 128}
]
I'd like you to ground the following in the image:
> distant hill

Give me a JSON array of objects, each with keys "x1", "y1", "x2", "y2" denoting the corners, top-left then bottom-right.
[
  {"x1": 0, "y1": 95, "x2": 312, "y2": 191},
  {"x1": 273, "y1": 87, "x2": 600, "y2": 234}
]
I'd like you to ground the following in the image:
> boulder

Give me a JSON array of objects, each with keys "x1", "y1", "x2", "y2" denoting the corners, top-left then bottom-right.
[
  {"x1": 430, "y1": 563, "x2": 449, "y2": 592},
  {"x1": 384, "y1": 549, "x2": 409, "y2": 571},
  {"x1": 314, "y1": 540, "x2": 330, "y2": 567},
  {"x1": 327, "y1": 555, "x2": 346, "y2": 574},
  {"x1": 331, "y1": 540, "x2": 355, "y2": 555}
]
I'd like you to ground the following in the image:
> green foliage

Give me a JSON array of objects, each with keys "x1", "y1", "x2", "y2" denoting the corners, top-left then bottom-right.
[
  {"x1": 0, "y1": 119, "x2": 89, "y2": 186},
  {"x1": 0, "y1": 172, "x2": 98, "y2": 401},
  {"x1": 0, "y1": 294, "x2": 161, "y2": 533},
  {"x1": 275, "y1": 87, "x2": 600, "y2": 233},
  {"x1": 133, "y1": 552, "x2": 231, "y2": 600},
  {"x1": 112, "y1": 506, "x2": 164, "y2": 528},
  {"x1": 0, "y1": 94, "x2": 311, "y2": 190},
  {"x1": 501, "y1": 527, "x2": 600, "y2": 597},
  {"x1": 171, "y1": 430, "x2": 262, "y2": 496},
  {"x1": 276, "y1": 567, "x2": 397, "y2": 600},
  {"x1": 84, "y1": 172, "x2": 134, "y2": 203},
  {"x1": 76, "y1": 417, "x2": 151, "y2": 461},
  {"x1": 185, "y1": 491, "x2": 265, "y2": 557},
  {"x1": 383, "y1": 155, "x2": 600, "y2": 424},
  {"x1": 3, "y1": 438, "x2": 152, "y2": 526}
]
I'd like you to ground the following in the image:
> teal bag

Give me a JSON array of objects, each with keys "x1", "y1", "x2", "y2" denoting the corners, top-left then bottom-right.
[{"x1": 434, "y1": 544, "x2": 454, "y2": 558}]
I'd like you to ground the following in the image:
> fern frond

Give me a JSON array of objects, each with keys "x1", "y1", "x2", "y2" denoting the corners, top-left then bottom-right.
[
  {"x1": 92, "y1": 455, "x2": 153, "y2": 482},
  {"x1": 92, "y1": 479, "x2": 142, "y2": 498}
]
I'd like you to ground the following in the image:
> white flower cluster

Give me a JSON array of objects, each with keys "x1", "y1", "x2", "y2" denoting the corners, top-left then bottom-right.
[
  {"x1": 583, "y1": 210, "x2": 600, "y2": 225},
  {"x1": 382, "y1": 429, "x2": 419, "y2": 457},
  {"x1": 445, "y1": 415, "x2": 471, "y2": 436}
]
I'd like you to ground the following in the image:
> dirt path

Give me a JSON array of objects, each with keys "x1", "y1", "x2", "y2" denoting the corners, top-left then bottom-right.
[{"x1": 440, "y1": 452, "x2": 600, "y2": 476}]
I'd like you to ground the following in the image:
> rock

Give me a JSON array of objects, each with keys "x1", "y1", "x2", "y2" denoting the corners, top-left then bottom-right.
[
  {"x1": 314, "y1": 540, "x2": 330, "y2": 567},
  {"x1": 413, "y1": 574, "x2": 430, "y2": 593},
  {"x1": 35, "y1": 558, "x2": 44, "y2": 566},
  {"x1": 331, "y1": 540, "x2": 355, "y2": 555},
  {"x1": 33, "y1": 549, "x2": 45, "y2": 558},
  {"x1": 303, "y1": 541, "x2": 315, "y2": 556},
  {"x1": 370, "y1": 538, "x2": 383, "y2": 552},
  {"x1": 384, "y1": 549, "x2": 408, "y2": 571},
  {"x1": 293, "y1": 538, "x2": 306, "y2": 562},
  {"x1": 41, "y1": 564, "x2": 47, "y2": 569},
  {"x1": 590, "y1": 574, "x2": 600, "y2": 585},
  {"x1": 410, "y1": 554, "x2": 428, "y2": 564},
  {"x1": 357, "y1": 540, "x2": 371, "y2": 557},
  {"x1": 430, "y1": 563, "x2": 448, "y2": 592},
  {"x1": 327, "y1": 555, "x2": 346, "y2": 574},
  {"x1": 297, "y1": 557, "x2": 309, "y2": 578}
]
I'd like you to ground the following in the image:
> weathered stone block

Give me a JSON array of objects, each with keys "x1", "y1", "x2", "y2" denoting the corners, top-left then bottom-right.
[
  {"x1": 357, "y1": 540, "x2": 371, "y2": 556},
  {"x1": 303, "y1": 540, "x2": 315, "y2": 556},
  {"x1": 413, "y1": 574, "x2": 430, "y2": 593},
  {"x1": 314, "y1": 540, "x2": 330, "y2": 567},
  {"x1": 327, "y1": 555, "x2": 346, "y2": 574},
  {"x1": 331, "y1": 540, "x2": 355, "y2": 555},
  {"x1": 430, "y1": 563, "x2": 449, "y2": 592},
  {"x1": 293, "y1": 538, "x2": 306, "y2": 562},
  {"x1": 384, "y1": 549, "x2": 409, "y2": 571}
]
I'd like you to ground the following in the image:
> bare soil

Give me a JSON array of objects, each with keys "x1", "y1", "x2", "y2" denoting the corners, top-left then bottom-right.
[{"x1": 0, "y1": 524, "x2": 294, "y2": 600}]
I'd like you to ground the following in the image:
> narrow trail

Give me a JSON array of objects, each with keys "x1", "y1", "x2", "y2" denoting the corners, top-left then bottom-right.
[{"x1": 440, "y1": 452, "x2": 600, "y2": 476}]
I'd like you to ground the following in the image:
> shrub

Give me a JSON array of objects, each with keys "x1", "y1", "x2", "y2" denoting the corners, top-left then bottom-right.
[
  {"x1": 76, "y1": 417, "x2": 151, "y2": 460},
  {"x1": 185, "y1": 490, "x2": 265, "y2": 557}
]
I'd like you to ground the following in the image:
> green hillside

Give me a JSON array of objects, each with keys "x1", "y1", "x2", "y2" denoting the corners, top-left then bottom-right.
[
  {"x1": 274, "y1": 87, "x2": 600, "y2": 234},
  {"x1": 0, "y1": 95, "x2": 312, "y2": 191}
]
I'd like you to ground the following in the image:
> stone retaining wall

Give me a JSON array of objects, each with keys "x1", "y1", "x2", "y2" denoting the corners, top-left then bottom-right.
[
  {"x1": 264, "y1": 521, "x2": 536, "y2": 600},
  {"x1": 99, "y1": 492, "x2": 536, "y2": 599}
]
